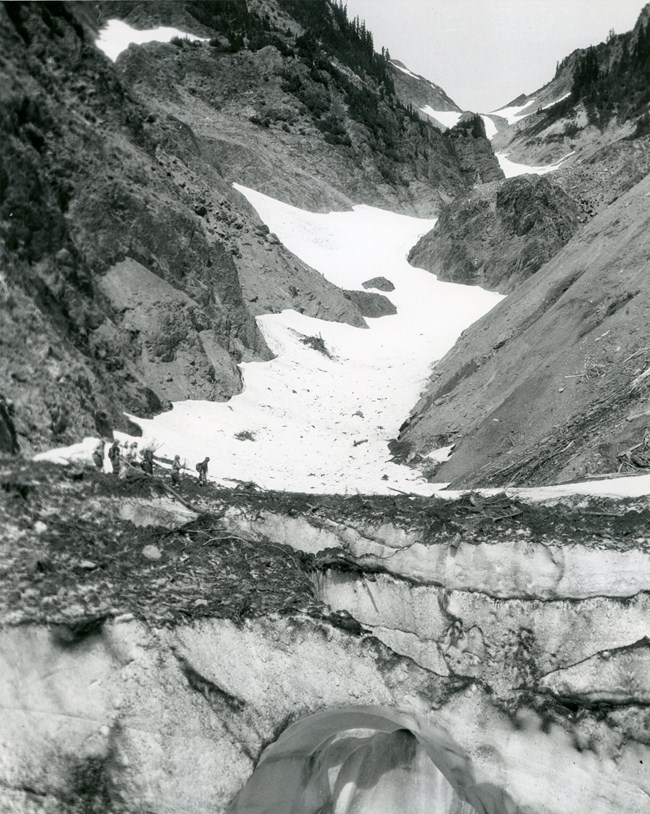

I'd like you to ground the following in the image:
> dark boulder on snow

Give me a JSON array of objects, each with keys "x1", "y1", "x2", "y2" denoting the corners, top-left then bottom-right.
[
  {"x1": 343, "y1": 290, "x2": 397, "y2": 318},
  {"x1": 362, "y1": 276, "x2": 395, "y2": 292}
]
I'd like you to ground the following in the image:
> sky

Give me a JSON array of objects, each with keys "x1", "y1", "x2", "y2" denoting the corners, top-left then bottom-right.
[{"x1": 344, "y1": 0, "x2": 646, "y2": 112}]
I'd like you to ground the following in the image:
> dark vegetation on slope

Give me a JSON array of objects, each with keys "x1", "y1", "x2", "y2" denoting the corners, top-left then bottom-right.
[
  {"x1": 504, "y1": 3, "x2": 650, "y2": 146},
  {"x1": 566, "y1": 8, "x2": 650, "y2": 132}
]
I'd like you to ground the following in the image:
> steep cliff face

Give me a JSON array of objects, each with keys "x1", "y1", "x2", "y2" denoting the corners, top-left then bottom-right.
[
  {"x1": 0, "y1": 0, "x2": 472, "y2": 455},
  {"x1": 443, "y1": 113, "x2": 504, "y2": 185},
  {"x1": 400, "y1": 173, "x2": 650, "y2": 486},
  {"x1": 409, "y1": 174, "x2": 580, "y2": 293},
  {"x1": 1, "y1": 462, "x2": 649, "y2": 814}
]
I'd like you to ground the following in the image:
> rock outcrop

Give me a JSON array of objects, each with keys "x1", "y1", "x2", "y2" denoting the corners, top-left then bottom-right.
[
  {"x1": 409, "y1": 175, "x2": 580, "y2": 292},
  {"x1": 399, "y1": 173, "x2": 650, "y2": 486},
  {"x1": 443, "y1": 113, "x2": 504, "y2": 185},
  {"x1": 342, "y1": 288, "x2": 397, "y2": 318}
]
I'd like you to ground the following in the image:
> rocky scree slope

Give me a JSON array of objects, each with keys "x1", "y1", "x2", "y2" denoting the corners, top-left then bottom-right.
[
  {"x1": 1, "y1": 460, "x2": 649, "y2": 813},
  {"x1": 399, "y1": 173, "x2": 650, "y2": 487},
  {"x1": 408, "y1": 174, "x2": 580, "y2": 293},
  {"x1": 0, "y1": 0, "x2": 476, "y2": 456}
]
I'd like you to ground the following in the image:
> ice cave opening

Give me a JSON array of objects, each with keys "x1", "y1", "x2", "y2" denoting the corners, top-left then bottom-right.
[{"x1": 229, "y1": 707, "x2": 518, "y2": 814}]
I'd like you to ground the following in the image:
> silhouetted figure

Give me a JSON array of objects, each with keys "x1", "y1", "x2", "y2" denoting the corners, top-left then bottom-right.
[
  {"x1": 141, "y1": 447, "x2": 154, "y2": 476},
  {"x1": 92, "y1": 440, "x2": 105, "y2": 470},
  {"x1": 107, "y1": 441, "x2": 121, "y2": 475},
  {"x1": 196, "y1": 456, "x2": 210, "y2": 486},
  {"x1": 0, "y1": 394, "x2": 20, "y2": 455},
  {"x1": 171, "y1": 455, "x2": 182, "y2": 487}
]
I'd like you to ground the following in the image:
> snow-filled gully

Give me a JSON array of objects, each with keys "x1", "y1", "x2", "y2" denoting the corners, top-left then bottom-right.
[{"x1": 129, "y1": 186, "x2": 502, "y2": 495}]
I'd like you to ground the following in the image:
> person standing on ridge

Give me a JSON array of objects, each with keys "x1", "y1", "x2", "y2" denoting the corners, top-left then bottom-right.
[
  {"x1": 196, "y1": 456, "x2": 210, "y2": 486},
  {"x1": 171, "y1": 455, "x2": 182, "y2": 488}
]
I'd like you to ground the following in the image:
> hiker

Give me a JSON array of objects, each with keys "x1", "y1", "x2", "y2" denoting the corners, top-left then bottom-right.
[
  {"x1": 0, "y1": 394, "x2": 20, "y2": 455},
  {"x1": 141, "y1": 447, "x2": 154, "y2": 476},
  {"x1": 196, "y1": 456, "x2": 210, "y2": 486},
  {"x1": 92, "y1": 440, "x2": 105, "y2": 471},
  {"x1": 171, "y1": 454, "x2": 182, "y2": 487},
  {"x1": 125, "y1": 441, "x2": 138, "y2": 466},
  {"x1": 107, "y1": 440, "x2": 121, "y2": 475}
]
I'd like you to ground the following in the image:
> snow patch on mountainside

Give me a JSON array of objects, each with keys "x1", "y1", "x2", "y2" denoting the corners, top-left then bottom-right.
[
  {"x1": 492, "y1": 98, "x2": 537, "y2": 124},
  {"x1": 496, "y1": 151, "x2": 574, "y2": 178},
  {"x1": 96, "y1": 19, "x2": 208, "y2": 62},
  {"x1": 126, "y1": 187, "x2": 501, "y2": 494},
  {"x1": 479, "y1": 114, "x2": 498, "y2": 140},
  {"x1": 391, "y1": 61, "x2": 421, "y2": 80},
  {"x1": 420, "y1": 106, "x2": 462, "y2": 130},
  {"x1": 492, "y1": 92, "x2": 572, "y2": 125}
]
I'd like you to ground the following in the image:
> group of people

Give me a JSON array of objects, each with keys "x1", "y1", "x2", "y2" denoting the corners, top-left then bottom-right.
[{"x1": 93, "y1": 438, "x2": 210, "y2": 488}]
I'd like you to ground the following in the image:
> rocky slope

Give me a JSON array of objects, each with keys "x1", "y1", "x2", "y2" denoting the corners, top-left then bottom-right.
[
  {"x1": 400, "y1": 172, "x2": 650, "y2": 486},
  {"x1": 408, "y1": 174, "x2": 580, "y2": 293},
  {"x1": 490, "y1": 3, "x2": 650, "y2": 167},
  {"x1": 390, "y1": 58, "x2": 461, "y2": 117},
  {"x1": 1, "y1": 460, "x2": 649, "y2": 813},
  {"x1": 0, "y1": 0, "x2": 480, "y2": 456}
]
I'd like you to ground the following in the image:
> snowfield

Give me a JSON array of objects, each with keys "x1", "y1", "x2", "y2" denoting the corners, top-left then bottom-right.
[
  {"x1": 479, "y1": 114, "x2": 498, "y2": 140},
  {"x1": 37, "y1": 183, "x2": 650, "y2": 499},
  {"x1": 492, "y1": 97, "x2": 538, "y2": 125},
  {"x1": 496, "y1": 151, "x2": 574, "y2": 178},
  {"x1": 96, "y1": 19, "x2": 208, "y2": 62},
  {"x1": 126, "y1": 187, "x2": 501, "y2": 495},
  {"x1": 419, "y1": 106, "x2": 462, "y2": 131}
]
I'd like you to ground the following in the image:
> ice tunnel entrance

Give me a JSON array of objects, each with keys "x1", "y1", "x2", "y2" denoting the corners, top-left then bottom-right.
[{"x1": 229, "y1": 706, "x2": 518, "y2": 814}]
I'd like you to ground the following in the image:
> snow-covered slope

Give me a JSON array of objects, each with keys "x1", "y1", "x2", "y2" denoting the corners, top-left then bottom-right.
[
  {"x1": 127, "y1": 187, "x2": 502, "y2": 494},
  {"x1": 419, "y1": 106, "x2": 463, "y2": 131},
  {"x1": 496, "y1": 150, "x2": 574, "y2": 178},
  {"x1": 96, "y1": 19, "x2": 208, "y2": 62}
]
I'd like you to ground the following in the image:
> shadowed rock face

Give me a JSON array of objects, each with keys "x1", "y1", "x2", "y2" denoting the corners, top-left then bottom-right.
[
  {"x1": 409, "y1": 175, "x2": 580, "y2": 293},
  {"x1": 443, "y1": 114, "x2": 504, "y2": 186}
]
